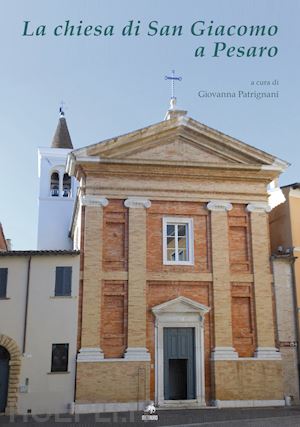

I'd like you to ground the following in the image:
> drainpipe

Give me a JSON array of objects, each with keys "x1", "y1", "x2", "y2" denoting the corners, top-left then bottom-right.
[{"x1": 23, "y1": 256, "x2": 32, "y2": 354}]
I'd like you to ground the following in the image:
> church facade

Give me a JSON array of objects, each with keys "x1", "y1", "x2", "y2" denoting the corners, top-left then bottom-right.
[{"x1": 67, "y1": 106, "x2": 288, "y2": 411}]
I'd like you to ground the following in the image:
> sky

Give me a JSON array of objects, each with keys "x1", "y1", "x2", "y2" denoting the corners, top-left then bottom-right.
[{"x1": 0, "y1": 0, "x2": 299, "y2": 249}]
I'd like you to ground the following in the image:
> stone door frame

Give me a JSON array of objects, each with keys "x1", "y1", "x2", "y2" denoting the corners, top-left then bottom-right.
[{"x1": 152, "y1": 296, "x2": 210, "y2": 408}]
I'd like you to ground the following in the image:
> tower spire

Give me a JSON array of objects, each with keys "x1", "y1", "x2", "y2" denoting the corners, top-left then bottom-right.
[
  {"x1": 51, "y1": 104, "x2": 73, "y2": 149},
  {"x1": 59, "y1": 100, "x2": 66, "y2": 117}
]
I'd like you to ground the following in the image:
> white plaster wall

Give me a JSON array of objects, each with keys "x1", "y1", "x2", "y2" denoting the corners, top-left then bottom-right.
[
  {"x1": 273, "y1": 259, "x2": 297, "y2": 342},
  {"x1": 37, "y1": 200, "x2": 74, "y2": 250},
  {"x1": 0, "y1": 258, "x2": 27, "y2": 348},
  {"x1": 0, "y1": 254, "x2": 79, "y2": 415},
  {"x1": 273, "y1": 257, "x2": 300, "y2": 402},
  {"x1": 73, "y1": 205, "x2": 82, "y2": 251}
]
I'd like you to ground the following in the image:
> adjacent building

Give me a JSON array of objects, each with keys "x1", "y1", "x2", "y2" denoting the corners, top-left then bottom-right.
[
  {"x1": 270, "y1": 183, "x2": 300, "y2": 333},
  {"x1": 271, "y1": 253, "x2": 299, "y2": 403},
  {"x1": 0, "y1": 114, "x2": 80, "y2": 415},
  {"x1": 269, "y1": 183, "x2": 300, "y2": 403},
  {"x1": 0, "y1": 250, "x2": 79, "y2": 415},
  {"x1": 66, "y1": 102, "x2": 289, "y2": 411}
]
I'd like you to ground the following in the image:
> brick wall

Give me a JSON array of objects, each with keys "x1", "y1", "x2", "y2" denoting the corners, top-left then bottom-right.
[
  {"x1": 147, "y1": 201, "x2": 211, "y2": 273},
  {"x1": 98, "y1": 200, "x2": 259, "y2": 358},
  {"x1": 98, "y1": 200, "x2": 269, "y2": 387},
  {"x1": 231, "y1": 283, "x2": 256, "y2": 357},
  {"x1": 101, "y1": 281, "x2": 128, "y2": 358},
  {"x1": 103, "y1": 200, "x2": 128, "y2": 271},
  {"x1": 76, "y1": 361, "x2": 150, "y2": 403},
  {"x1": 213, "y1": 360, "x2": 283, "y2": 400},
  {"x1": 228, "y1": 205, "x2": 252, "y2": 273}
]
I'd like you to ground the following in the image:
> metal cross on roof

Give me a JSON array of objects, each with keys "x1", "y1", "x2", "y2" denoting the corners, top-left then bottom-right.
[
  {"x1": 165, "y1": 70, "x2": 182, "y2": 99},
  {"x1": 59, "y1": 100, "x2": 66, "y2": 117}
]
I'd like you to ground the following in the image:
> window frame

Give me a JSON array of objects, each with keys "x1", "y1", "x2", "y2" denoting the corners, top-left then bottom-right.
[
  {"x1": 0, "y1": 267, "x2": 8, "y2": 298},
  {"x1": 54, "y1": 266, "x2": 72, "y2": 297},
  {"x1": 162, "y1": 217, "x2": 194, "y2": 266},
  {"x1": 51, "y1": 343, "x2": 69, "y2": 373}
]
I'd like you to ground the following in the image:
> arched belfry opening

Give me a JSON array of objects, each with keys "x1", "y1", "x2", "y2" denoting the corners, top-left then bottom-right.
[
  {"x1": 50, "y1": 172, "x2": 60, "y2": 197},
  {"x1": 63, "y1": 173, "x2": 71, "y2": 198}
]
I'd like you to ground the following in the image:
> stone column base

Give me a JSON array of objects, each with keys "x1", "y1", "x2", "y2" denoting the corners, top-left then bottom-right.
[
  {"x1": 211, "y1": 347, "x2": 239, "y2": 360},
  {"x1": 124, "y1": 347, "x2": 151, "y2": 361},
  {"x1": 254, "y1": 347, "x2": 282, "y2": 360},
  {"x1": 77, "y1": 347, "x2": 104, "y2": 362}
]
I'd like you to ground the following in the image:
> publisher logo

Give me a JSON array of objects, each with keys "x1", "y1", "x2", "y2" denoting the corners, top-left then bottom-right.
[{"x1": 142, "y1": 402, "x2": 159, "y2": 421}]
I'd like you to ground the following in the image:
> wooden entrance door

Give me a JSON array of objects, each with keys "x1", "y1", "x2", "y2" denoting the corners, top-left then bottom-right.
[{"x1": 163, "y1": 328, "x2": 195, "y2": 400}]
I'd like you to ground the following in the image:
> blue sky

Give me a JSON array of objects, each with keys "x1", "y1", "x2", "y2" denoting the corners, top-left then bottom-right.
[{"x1": 0, "y1": 0, "x2": 299, "y2": 249}]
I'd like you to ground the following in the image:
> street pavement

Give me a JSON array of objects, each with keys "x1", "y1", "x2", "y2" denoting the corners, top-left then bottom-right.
[{"x1": 1, "y1": 407, "x2": 300, "y2": 426}]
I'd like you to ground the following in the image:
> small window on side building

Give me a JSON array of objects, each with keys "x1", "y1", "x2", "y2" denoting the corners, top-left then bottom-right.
[
  {"x1": 0, "y1": 268, "x2": 8, "y2": 298},
  {"x1": 51, "y1": 344, "x2": 69, "y2": 372},
  {"x1": 55, "y1": 266, "x2": 72, "y2": 296}
]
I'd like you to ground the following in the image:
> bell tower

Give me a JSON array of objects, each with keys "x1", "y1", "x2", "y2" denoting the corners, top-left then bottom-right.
[{"x1": 37, "y1": 111, "x2": 76, "y2": 250}]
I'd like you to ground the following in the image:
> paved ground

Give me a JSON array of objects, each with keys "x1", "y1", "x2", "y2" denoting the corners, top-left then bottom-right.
[{"x1": 1, "y1": 407, "x2": 300, "y2": 426}]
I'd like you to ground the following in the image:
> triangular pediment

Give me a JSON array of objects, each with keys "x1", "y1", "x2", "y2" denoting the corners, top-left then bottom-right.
[
  {"x1": 125, "y1": 137, "x2": 231, "y2": 164},
  {"x1": 69, "y1": 116, "x2": 288, "y2": 173},
  {"x1": 152, "y1": 296, "x2": 210, "y2": 316}
]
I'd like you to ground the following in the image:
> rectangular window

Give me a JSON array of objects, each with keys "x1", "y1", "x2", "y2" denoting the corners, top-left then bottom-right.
[
  {"x1": 163, "y1": 218, "x2": 194, "y2": 265},
  {"x1": 0, "y1": 268, "x2": 8, "y2": 298},
  {"x1": 55, "y1": 266, "x2": 72, "y2": 296},
  {"x1": 51, "y1": 343, "x2": 69, "y2": 372}
]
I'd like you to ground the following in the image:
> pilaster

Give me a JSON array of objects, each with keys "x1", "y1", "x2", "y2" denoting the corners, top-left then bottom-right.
[
  {"x1": 78, "y1": 196, "x2": 108, "y2": 362},
  {"x1": 246, "y1": 202, "x2": 278, "y2": 356},
  {"x1": 124, "y1": 197, "x2": 151, "y2": 361},
  {"x1": 208, "y1": 200, "x2": 238, "y2": 359}
]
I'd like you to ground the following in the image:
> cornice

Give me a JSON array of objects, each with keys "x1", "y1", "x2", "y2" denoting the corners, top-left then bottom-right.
[{"x1": 76, "y1": 162, "x2": 279, "y2": 186}]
